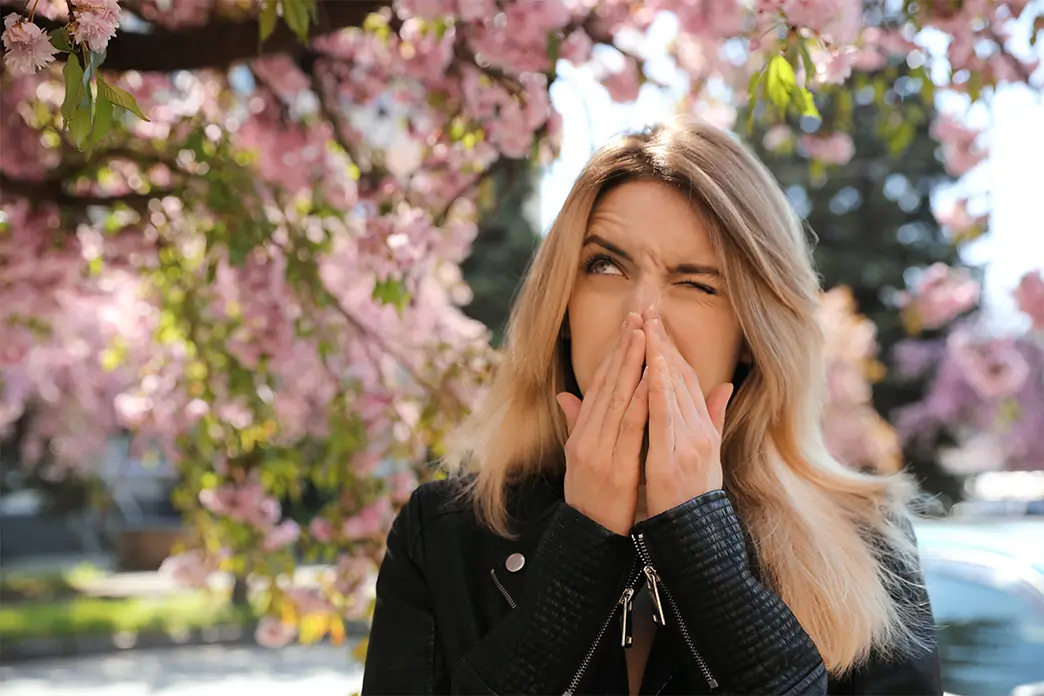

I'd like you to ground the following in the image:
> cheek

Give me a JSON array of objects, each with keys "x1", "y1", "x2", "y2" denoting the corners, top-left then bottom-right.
[{"x1": 668, "y1": 313, "x2": 744, "y2": 389}]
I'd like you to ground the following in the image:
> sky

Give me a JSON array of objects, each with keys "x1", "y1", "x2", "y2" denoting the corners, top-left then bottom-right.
[{"x1": 538, "y1": 16, "x2": 1044, "y2": 329}]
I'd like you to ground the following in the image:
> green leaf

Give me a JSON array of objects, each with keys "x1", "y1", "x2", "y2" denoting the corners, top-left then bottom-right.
[
  {"x1": 546, "y1": 32, "x2": 561, "y2": 64},
  {"x1": 790, "y1": 86, "x2": 820, "y2": 120},
  {"x1": 50, "y1": 28, "x2": 73, "y2": 53},
  {"x1": 62, "y1": 57, "x2": 86, "y2": 127},
  {"x1": 888, "y1": 119, "x2": 915, "y2": 157},
  {"x1": 967, "y1": 70, "x2": 983, "y2": 102},
  {"x1": 259, "y1": 0, "x2": 279, "y2": 45},
  {"x1": 98, "y1": 77, "x2": 150, "y2": 121},
  {"x1": 84, "y1": 50, "x2": 105, "y2": 91},
  {"x1": 86, "y1": 92, "x2": 115, "y2": 154},
  {"x1": 282, "y1": 0, "x2": 313, "y2": 42},
  {"x1": 765, "y1": 55, "x2": 796, "y2": 117},
  {"x1": 745, "y1": 67, "x2": 765, "y2": 134},
  {"x1": 799, "y1": 40, "x2": 818, "y2": 79},
  {"x1": 372, "y1": 277, "x2": 410, "y2": 312},
  {"x1": 69, "y1": 97, "x2": 93, "y2": 150}
]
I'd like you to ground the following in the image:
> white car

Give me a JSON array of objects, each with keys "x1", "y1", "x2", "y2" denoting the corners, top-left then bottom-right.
[{"x1": 914, "y1": 517, "x2": 1044, "y2": 696}]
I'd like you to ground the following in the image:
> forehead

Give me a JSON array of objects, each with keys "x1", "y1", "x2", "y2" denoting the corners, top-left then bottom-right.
[{"x1": 586, "y1": 179, "x2": 717, "y2": 259}]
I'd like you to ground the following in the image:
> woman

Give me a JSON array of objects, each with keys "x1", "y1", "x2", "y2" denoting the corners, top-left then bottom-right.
[{"x1": 361, "y1": 118, "x2": 942, "y2": 695}]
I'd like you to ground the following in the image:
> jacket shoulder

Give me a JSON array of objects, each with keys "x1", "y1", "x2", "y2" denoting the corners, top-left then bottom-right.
[{"x1": 392, "y1": 476, "x2": 477, "y2": 557}]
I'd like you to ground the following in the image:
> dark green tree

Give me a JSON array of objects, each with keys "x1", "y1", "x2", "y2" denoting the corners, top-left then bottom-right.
[
  {"x1": 460, "y1": 158, "x2": 542, "y2": 346},
  {"x1": 748, "y1": 64, "x2": 971, "y2": 505}
]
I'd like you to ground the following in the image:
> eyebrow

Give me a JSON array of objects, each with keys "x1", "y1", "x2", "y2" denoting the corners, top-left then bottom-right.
[{"x1": 583, "y1": 234, "x2": 721, "y2": 277}]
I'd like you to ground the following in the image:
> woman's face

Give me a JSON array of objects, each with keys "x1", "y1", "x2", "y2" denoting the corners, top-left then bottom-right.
[{"x1": 567, "y1": 179, "x2": 746, "y2": 399}]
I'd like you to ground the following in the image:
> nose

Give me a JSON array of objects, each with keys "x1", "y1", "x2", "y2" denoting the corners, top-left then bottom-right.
[{"x1": 628, "y1": 280, "x2": 659, "y2": 319}]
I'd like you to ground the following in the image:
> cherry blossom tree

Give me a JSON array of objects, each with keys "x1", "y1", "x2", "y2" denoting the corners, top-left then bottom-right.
[
  {"x1": 2, "y1": 0, "x2": 1041, "y2": 648},
  {"x1": 895, "y1": 267, "x2": 1044, "y2": 477}
]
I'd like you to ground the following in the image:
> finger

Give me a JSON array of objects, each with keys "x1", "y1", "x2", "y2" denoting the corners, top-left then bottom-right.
[
  {"x1": 573, "y1": 315, "x2": 639, "y2": 433},
  {"x1": 651, "y1": 309, "x2": 707, "y2": 422},
  {"x1": 601, "y1": 328, "x2": 646, "y2": 436},
  {"x1": 615, "y1": 366, "x2": 649, "y2": 458},
  {"x1": 706, "y1": 382, "x2": 734, "y2": 436},
  {"x1": 646, "y1": 323, "x2": 676, "y2": 454},
  {"x1": 556, "y1": 392, "x2": 583, "y2": 435},
  {"x1": 585, "y1": 314, "x2": 643, "y2": 431}
]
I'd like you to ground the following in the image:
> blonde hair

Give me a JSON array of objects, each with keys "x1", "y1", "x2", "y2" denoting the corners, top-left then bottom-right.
[{"x1": 444, "y1": 116, "x2": 927, "y2": 675}]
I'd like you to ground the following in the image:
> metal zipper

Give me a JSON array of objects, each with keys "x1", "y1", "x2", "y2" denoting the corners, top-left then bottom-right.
[
  {"x1": 563, "y1": 558, "x2": 640, "y2": 696},
  {"x1": 489, "y1": 568, "x2": 517, "y2": 610},
  {"x1": 634, "y1": 533, "x2": 718, "y2": 690}
]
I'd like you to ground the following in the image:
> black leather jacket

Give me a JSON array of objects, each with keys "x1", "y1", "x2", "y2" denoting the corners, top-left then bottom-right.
[{"x1": 361, "y1": 473, "x2": 942, "y2": 695}]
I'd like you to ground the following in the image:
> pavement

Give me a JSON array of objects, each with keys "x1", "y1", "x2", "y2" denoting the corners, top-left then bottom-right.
[{"x1": 0, "y1": 643, "x2": 365, "y2": 696}]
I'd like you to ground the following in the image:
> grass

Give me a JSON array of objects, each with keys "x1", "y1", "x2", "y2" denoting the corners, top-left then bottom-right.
[
  {"x1": 0, "y1": 563, "x2": 107, "y2": 603},
  {"x1": 0, "y1": 589, "x2": 255, "y2": 644}
]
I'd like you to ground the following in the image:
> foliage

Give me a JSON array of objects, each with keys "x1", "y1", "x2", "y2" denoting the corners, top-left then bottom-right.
[{"x1": 2, "y1": 0, "x2": 1041, "y2": 648}]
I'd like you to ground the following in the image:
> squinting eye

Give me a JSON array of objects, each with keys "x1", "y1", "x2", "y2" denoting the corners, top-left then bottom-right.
[{"x1": 680, "y1": 281, "x2": 717, "y2": 295}]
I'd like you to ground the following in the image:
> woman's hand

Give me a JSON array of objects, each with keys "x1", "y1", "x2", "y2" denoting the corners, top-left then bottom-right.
[
  {"x1": 557, "y1": 312, "x2": 650, "y2": 536},
  {"x1": 643, "y1": 306, "x2": 734, "y2": 518}
]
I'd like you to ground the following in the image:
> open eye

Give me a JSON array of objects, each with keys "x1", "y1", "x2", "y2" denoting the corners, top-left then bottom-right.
[{"x1": 583, "y1": 253, "x2": 623, "y2": 276}]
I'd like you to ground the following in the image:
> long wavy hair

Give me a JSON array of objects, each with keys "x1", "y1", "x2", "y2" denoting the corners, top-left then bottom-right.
[{"x1": 443, "y1": 116, "x2": 926, "y2": 675}]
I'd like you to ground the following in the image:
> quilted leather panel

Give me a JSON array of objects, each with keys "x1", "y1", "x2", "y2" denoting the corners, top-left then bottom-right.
[{"x1": 637, "y1": 490, "x2": 828, "y2": 695}]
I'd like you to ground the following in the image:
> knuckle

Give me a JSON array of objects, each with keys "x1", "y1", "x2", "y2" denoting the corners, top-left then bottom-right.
[
  {"x1": 564, "y1": 439, "x2": 583, "y2": 462},
  {"x1": 608, "y1": 389, "x2": 629, "y2": 412}
]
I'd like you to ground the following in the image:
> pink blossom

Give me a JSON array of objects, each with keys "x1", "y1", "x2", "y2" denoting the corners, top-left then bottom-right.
[
  {"x1": 159, "y1": 551, "x2": 212, "y2": 588},
  {"x1": 900, "y1": 263, "x2": 981, "y2": 331},
  {"x1": 2, "y1": 15, "x2": 59, "y2": 76},
  {"x1": 931, "y1": 115, "x2": 987, "y2": 177},
  {"x1": 933, "y1": 198, "x2": 987, "y2": 239},
  {"x1": 387, "y1": 470, "x2": 418, "y2": 503},
  {"x1": 263, "y1": 520, "x2": 301, "y2": 551},
  {"x1": 949, "y1": 330, "x2": 1030, "y2": 400},
  {"x1": 759, "y1": 0, "x2": 862, "y2": 45},
  {"x1": 254, "y1": 616, "x2": 297, "y2": 649},
  {"x1": 199, "y1": 482, "x2": 282, "y2": 530},
  {"x1": 342, "y1": 496, "x2": 392, "y2": 540},
  {"x1": 800, "y1": 132, "x2": 855, "y2": 165},
  {"x1": 559, "y1": 30, "x2": 593, "y2": 65},
  {"x1": 70, "y1": 0, "x2": 121, "y2": 53},
  {"x1": 810, "y1": 46, "x2": 858, "y2": 85},
  {"x1": 1013, "y1": 270, "x2": 1044, "y2": 330},
  {"x1": 762, "y1": 125, "x2": 793, "y2": 152},
  {"x1": 599, "y1": 55, "x2": 642, "y2": 102},
  {"x1": 285, "y1": 587, "x2": 334, "y2": 615},
  {"x1": 309, "y1": 516, "x2": 334, "y2": 543}
]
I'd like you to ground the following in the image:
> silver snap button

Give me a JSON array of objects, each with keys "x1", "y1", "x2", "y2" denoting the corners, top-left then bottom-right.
[{"x1": 505, "y1": 553, "x2": 525, "y2": 572}]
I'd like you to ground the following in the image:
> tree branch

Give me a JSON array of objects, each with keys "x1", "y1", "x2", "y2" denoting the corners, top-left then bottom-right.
[
  {"x1": 0, "y1": 172, "x2": 168, "y2": 212},
  {"x1": 2, "y1": 1, "x2": 391, "y2": 74}
]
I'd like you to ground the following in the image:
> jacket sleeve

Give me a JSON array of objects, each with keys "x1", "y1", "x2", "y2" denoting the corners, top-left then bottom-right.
[
  {"x1": 454, "y1": 501, "x2": 636, "y2": 695},
  {"x1": 361, "y1": 488, "x2": 449, "y2": 695},
  {"x1": 636, "y1": 490, "x2": 827, "y2": 696}
]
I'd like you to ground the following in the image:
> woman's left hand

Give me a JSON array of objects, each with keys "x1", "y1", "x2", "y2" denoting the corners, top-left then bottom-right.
[{"x1": 643, "y1": 306, "x2": 735, "y2": 518}]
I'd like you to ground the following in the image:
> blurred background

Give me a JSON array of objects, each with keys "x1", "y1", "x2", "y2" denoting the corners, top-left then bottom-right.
[{"x1": 1, "y1": 1, "x2": 1043, "y2": 695}]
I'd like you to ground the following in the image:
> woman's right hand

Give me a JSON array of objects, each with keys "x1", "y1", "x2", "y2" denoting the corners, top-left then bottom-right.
[{"x1": 557, "y1": 312, "x2": 650, "y2": 536}]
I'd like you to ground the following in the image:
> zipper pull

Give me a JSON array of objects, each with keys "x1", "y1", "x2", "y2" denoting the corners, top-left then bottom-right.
[
  {"x1": 619, "y1": 587, "x2": 634, "y2": 648},
  {"x1": 643, "y1": 565, "x2": 667, "y2": 626}
]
